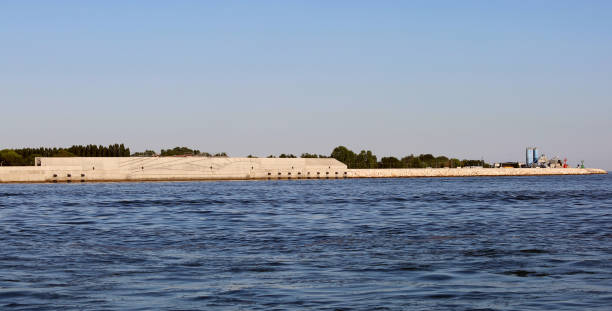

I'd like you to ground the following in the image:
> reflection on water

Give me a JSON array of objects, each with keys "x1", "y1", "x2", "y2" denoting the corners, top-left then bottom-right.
[{"x1": 1, "y1": 175, "x2": 611, "y2": 310}]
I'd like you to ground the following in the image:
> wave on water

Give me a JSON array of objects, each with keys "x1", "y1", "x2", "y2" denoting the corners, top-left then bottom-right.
[{"x1": 1, "y1": 175, "x2": 611, "y2": 310}]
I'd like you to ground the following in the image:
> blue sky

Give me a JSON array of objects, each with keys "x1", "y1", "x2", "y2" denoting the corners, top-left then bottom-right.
[{"x1": 1, "y1": 1, "x2": 611, "y2": 168}]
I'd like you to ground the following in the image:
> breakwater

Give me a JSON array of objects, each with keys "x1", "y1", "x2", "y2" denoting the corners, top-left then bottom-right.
[
  {"x1": 347, "y1": 167, "x2": 607, "y2": 178},
  {"x1": 0, "y1": 157, "x2": 606, "y2": 183}
]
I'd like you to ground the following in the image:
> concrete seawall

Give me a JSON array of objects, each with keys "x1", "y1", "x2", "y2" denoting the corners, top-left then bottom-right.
[
  {"x1": 0, "y1": 157, "x2": 606, "y2": 183},
  {"x1": 0, "y1": 157, "x2": 348, "y2": 183}
]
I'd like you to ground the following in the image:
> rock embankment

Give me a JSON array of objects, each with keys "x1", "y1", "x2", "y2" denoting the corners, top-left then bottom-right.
[{"x1": 347, "y1": 168, "x2": 607, "y2": 178}]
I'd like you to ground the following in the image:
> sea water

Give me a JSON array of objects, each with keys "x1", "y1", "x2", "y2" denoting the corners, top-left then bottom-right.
[{"x1": 1, "y1": 175, "x2": 611, "y2": 310}]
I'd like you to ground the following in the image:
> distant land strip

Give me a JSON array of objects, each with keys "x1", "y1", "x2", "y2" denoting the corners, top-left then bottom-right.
[
  {"x1": 1, "y1": 145, "x2": 491, "y2": 168},
  {"x1": 0, "y1": 157, "x2": 606, "y2": 183}
]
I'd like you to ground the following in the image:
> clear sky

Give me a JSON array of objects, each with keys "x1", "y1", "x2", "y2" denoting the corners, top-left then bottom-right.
[{"x1": 1, "y1": 1, "x2": 611, "y2": 168}]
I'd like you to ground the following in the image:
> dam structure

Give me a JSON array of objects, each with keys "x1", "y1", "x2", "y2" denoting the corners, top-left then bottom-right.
[{"x1": 0, "y1": 157, "x2": 607, "y2": 183}]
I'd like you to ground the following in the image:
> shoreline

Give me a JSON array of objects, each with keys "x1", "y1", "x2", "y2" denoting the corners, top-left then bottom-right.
[
  {"x1": 0, "y1": 168, "x2": 607, "y2": 184},
  {"x1": 1, "y1": 174, "x2": 608, "y2": 184}
]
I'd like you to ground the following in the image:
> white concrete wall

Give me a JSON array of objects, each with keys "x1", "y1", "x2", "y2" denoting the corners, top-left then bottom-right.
[{"x1": 1, "y1": 157, "x2": 348, "y2": 183}]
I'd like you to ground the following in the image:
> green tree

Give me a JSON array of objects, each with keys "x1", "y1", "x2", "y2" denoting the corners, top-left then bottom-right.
[
  {"x1": 355, "y1": 150, "x2": 377, "y2": 168},
  {"x1": 0, "y1": 149, "x2": 24, "y2": 166},
  {"x1": 331, "y1": 146, "x2": 357, "y2": 168},
  {"x1": 401, "y1": 155, "x2": 423, "y2": 168},
  {"x1": 24, "y1": 153, "x2": 42, "y2": 166},
  {"x1": 449, "y1": 158, "x2": 461, "y2": 168},
  {"x1": 379, "y1": 156, "x2": 402, "y2": 168},
  {"x1": 160, "y1": 147, "x2": 200, "y2": 156},
  {"x1": 53, "y1": 150, "x2": 76, "y2": 157},
  {"x1": 435, "y1": 156, "x2": 449, "y2": 168},
  {"x1": 418, "y1": 154, "x2": 435, "y2": 167},
  {"x1": 132, "y1": 150, "x2": 157, "y2": 157}
]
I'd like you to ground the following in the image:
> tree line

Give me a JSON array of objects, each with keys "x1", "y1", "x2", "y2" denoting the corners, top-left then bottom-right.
[
  {"x1": 0, "y1": 144, "x2": 130, "y2": 166},
  {"x1": 158, "y1": 147, "x2": 227, "y2": 157},
  {"x1": 0, "y1": 145, "x2": 232, "y2": 166},
  {"x1": 132, "y1": 147, "x2": 229, "y2": 157},
  {"x1": 258, "y1": 153, "x2": 329, "y2": 158},
  {"x1": 329, "y1": 146, "x2": 489, "y2": 168}
]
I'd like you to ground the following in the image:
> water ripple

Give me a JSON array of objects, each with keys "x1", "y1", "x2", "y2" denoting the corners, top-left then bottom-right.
[{"x1": 0, "y1": 175, "x2": 611, "y2": 310}]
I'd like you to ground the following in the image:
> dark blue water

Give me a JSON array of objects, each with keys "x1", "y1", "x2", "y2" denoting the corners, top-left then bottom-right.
[{"x1": 1, "y1": 175, "x2": 611, "y2": 310}]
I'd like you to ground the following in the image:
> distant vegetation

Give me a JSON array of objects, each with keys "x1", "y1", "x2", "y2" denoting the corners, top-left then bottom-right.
[
  {"x1": 300, "y1": 153, "x2": 329, "y2": 158},
  {"x1": 0, "y1": 145, "x2": 230, "y2": 165},
  {"x1": 159, "y1": 147, "x2": 201, "y2": 156},
  {"x1": 265, "y1": 153, "x2": 328, "y2": 158},
  {"x1": 0, "y1": 144, "x2": 488, "y2": 168},
  {"x1": 254, "y1": 146, "x2": 487, "y2": 168},
  {"x1": 0, "y1": 144, "x2": 130, "y2": 166},
  {"x1": 329, "y1": 146, "x2": 489, "y2": 169},
  {"x1": 158, "y1": 147, "x2": 227, "y2": 157},
  {"x1": 131, "y1": 150, "x2": 157, "y2": 157}
]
